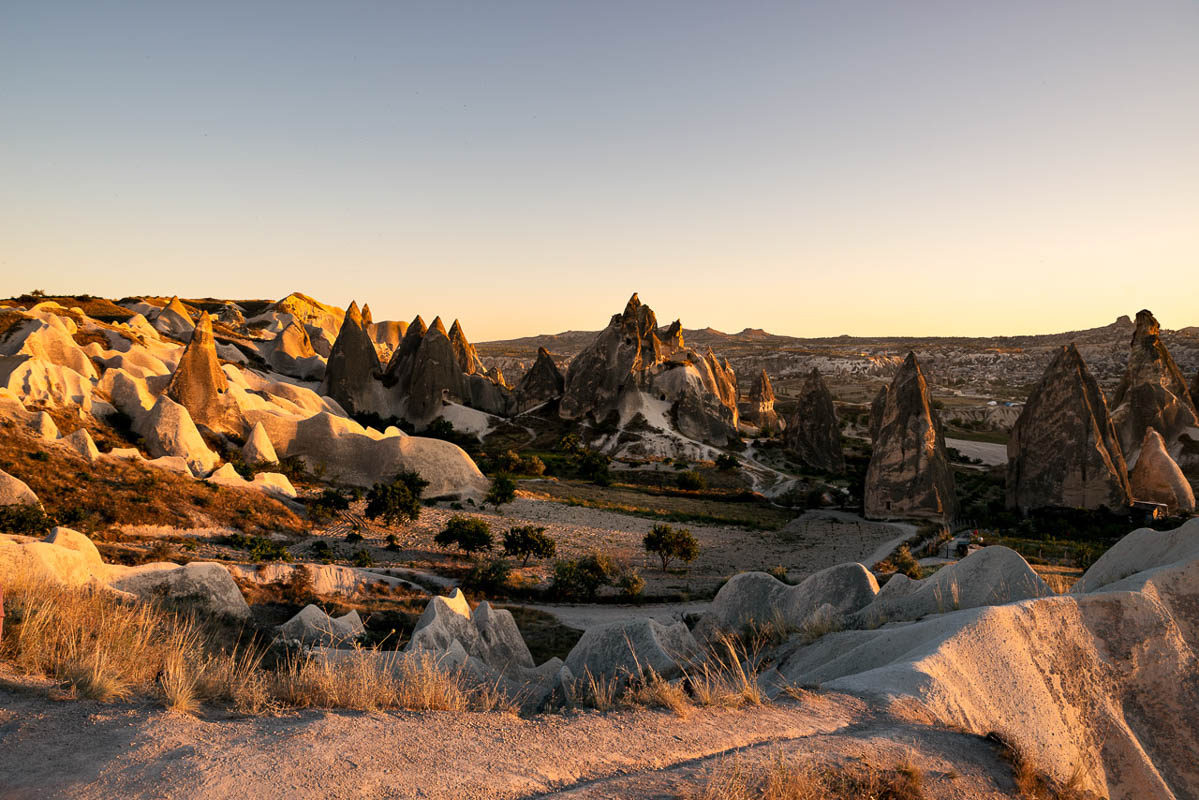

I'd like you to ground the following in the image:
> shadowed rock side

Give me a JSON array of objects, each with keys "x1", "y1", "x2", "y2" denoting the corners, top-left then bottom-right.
[
  {"x1": 165, "y1": 312, "x2": 242, "y2": 436},
  {"x1": 1110, "y1": 309, "x2": 1199, "y2": 464},
  {"x1": 740, "y1": 369, "x2": 781, "y2": 433},
  {"x1": 559, "y1": 293, "x2": 740, "y2": 444},
  {"x1": 784, "y1": 368, "x2": 845, "y2": 473},
  {"x1": 447, "y1": 319, "x2": 485, "y2": 375},
  {"x1": 514, "y1": 347, "x2": 564, "y2": 413},
  {"x1": 1007, "y1": 344, "x2": 1131, "y2": 512},
  {"x1": 864, "y1": 352, "x2": 955, "y2": 519},
  {"x1": 267, "y1": 319, "x2": 324, "y2": 380},
  {"x1": 319, "y1": 301, "x2": 381, "y2": 416},
  {"x1": 1129, "y1": 428, "x2": 1195, "y2": 512}
]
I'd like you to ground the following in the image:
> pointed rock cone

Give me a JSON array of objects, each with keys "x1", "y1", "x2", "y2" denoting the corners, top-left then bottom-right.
[
  {"x1": 1110, "y1": 309, "x2": 1199, "y2": 461},
  {"x1": 406, "y1": 317, "x2": 462, "y2": 422},
  {"x1": 383, "y1": 315, "x2": 427, "y2": 391},
  {"x1": 1007, "y1": 344, "x2": 1131, "y2": 512},
  {"x1": 447, "y1": 319, "x2": 482, "y2": 375},
  {"x1": 785, "y1": 368, "x2": 845, "y2": 473},
  {"x1": 1129, "y1": 428, "x2": 1195, "y2": 512},
  {"x1": 516, "y1": 347, "x2": 565, "y2": 413},
  {"x1": 743, "y1": 369, "x2": 780, "y2": 433},
  {"x1": 319, "y1": 301, "x2": 382, "y2": 415},
  {"x1": 242, "y1": 421, "x2": 279, "y2": 465},
  {"x1": 166, "y1": 311, "x2": 241, "y2": 435},
  {"x1": 864, "y1": 352, "x2": 955, "y2": 519}
]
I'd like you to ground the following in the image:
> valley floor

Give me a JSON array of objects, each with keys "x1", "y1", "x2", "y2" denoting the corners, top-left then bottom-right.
[{"x1": 0, "y1": 678, "x2": 1022, "y2": 800}]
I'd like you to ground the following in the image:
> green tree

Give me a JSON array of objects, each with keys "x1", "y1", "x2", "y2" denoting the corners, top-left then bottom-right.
[
  {"x1": 502, "y1": 526, "x2": 556, "y2": 566},
  {"x1": 364, "y1": 470, "x2": 429, "y2": 526},
  {"x1": 435, "y1": 515, "x2": 493, "y2": 555},
  {"x1": 715, "y1": 453, "x2": 739, "y2": 471},
  {"x1": 643, "y1": 523, "x2": 699, "y2": 571},
  {"x1": 485, "y1": 473, "x2": 517, "y2": 510},
  {"x1": 677, "y1": 470, "x2": 706, "y2": 490},
  {"x1": 550, "y1": 552, "x2": 620, "y2": 601}
]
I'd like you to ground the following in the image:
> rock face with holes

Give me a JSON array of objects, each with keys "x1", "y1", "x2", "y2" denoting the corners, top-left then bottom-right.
[
  {"x1": 1007, "y1": 344, "x2": 1131, "y2": 512},
  {"x1": 319, "y1": 301, "x2": 382, "y2": 416},
  {"x1": 1129, "y1": 428, "x2": 1195, "y2": 512},
  {"x1": 165, "y1": 312, "x2": 242, "y2": 436},
  {"x1": 514, "y1": 347, "x2": 564, "y2": 413},
  {"x1": 784, "y1": 368, "x2": 845, "y2": 474},
  {"x1": 864, "y1": 352, "x2": 955, "y2": 519},
  {"x1": 559, "y1": 294, "x2": 740, "y2": 444},
  {"x1": 1111, "y1": 310, "x2": 1199, "y2": 465}
]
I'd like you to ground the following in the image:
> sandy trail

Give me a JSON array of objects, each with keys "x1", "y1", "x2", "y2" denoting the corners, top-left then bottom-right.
[{"x1": 0, "y1": 684, "x2": 1015, "y2": 799}]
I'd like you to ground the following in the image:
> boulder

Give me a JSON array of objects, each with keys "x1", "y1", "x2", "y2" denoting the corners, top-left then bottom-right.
[
  {"x1": 61, "y1": 427, "x2": 100, "y2": 462},
  {"x1": 406, "y1": 590, "x2": 535, "y2": 673},
  {"x1": 165, "y1": 312, "x2": 242, "y2": 436},
  {"x1": 564, "y1": 618, "x2": 700, "y2": 682},
  {"x1": 1110, "y1": 310, "x2": 1199, "y2": 463},
  {"x1": 319, "y1": 301, "x2": 381, "y2": 416},
  {"x1": 1007, "y1": 344, "x2": 1131, "y2": 512},
  {"x1": 784, "y1": 368, "x2": 845, "y2": 473},
  {"x1": 0, "y1": 468, "x2": 40, "y2": 507},
  {"x1": 138, "y1": 396, "x2": 219, "y2": 476},
  {"x1": 277, "y1": 604, "x2": 364, "y2": 647},
  {"x1": 242, "y1": 421, "x2": 279, "y2": 464},
  {"x1": 31, "y1": 410, "x2": 58, "y2": 440},
  {"x1": 1073, "y1": 518, "x2": 1199, "y2": 594},
  {"x1": 864, "y1": 352, "x2": 955, "y2": 519},
  {"x1": 107, "y1": 561, "x2": 251, "y2": 620},
  {"x1": 42, "y1": 527, "x2": 102, "y2": 566},
  {"x1": 850, "y1": 546, "x2": 1052, "y2": 628},
  {"x1": 514, "y1": 347, "x2": 565, "y2": 413},
  {"x1": 0, "y1": 535, "x2": 100, "y2": 587},
  {"x1": 1129, "y1": 429, "x2": 1195, "y2": 512},
  {"x1": 698, "y1": 563, "x2": 878, "y2": 638}
]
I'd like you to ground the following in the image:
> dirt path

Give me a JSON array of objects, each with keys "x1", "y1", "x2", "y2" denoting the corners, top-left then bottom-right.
[{"x1": 0, "y1": 684, "x2": 1016, "y2": 799}]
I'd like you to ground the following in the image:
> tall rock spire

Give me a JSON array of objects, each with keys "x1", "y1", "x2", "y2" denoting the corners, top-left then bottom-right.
[
  {"x1": 319, "y1": 300, "x2": 382, "y2": 415},
  {"x1": 864, "y1": 352, "x2": 955, "y2": 519},
  {"x1": 166, "y1": 310, "x2": 241, "y2": 435},
  {"x1": 1007, "y1": 344, "x2": 1130, "y2": 512},
  {"x1": 784, "y1": 368, "x2": 845, "y2": 473}
]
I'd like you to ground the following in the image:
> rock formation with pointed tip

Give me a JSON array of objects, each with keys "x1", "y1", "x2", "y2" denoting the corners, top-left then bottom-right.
[
  {"x1": 383, "y1": 315, "x2": 428, "y2": 393},
  {"x1": 659, "y1": 320, "x2": 685, "y2": 356},
  {"x1": 154, "y1": 296, "x2": 197, "y2": 339},
  {"x1": 784, "y1": 368, "x2": 845, "y2": 473},
  {"x1": 1110, "y1": 310, "x2": 1199, "y2": 464},
  {"x1": 865, "y1": 352, "x2": 955, "y2": 519},
  {"x1": 405, "y1": 317, "x2": 465, "y2": 422},
  {"x1": 1129, "y1": 428, "x2": 1195, "y2": 512},
  {"x1": 1006, "y1": 344, "x2": 1131, "y2": 512},
  {"x1": 869, "y1": 384, "x2": 888, "y2": 443},
  {"x1": 448, "y1": 319, "x2": 485, "y2": 376},
  {"x1": 319, "y1": 301, "x2": 381, "y2": 415},
  {"x1": 166, "y1": 311, "x2": 241, "y2": 435},
  {"x1": 268, "y1": 319, "x2": 323, "y2": 380},
  {"x1": 560, "y1": 293, "x2": 739, "y2": 444},
  {"x1": 741, "y1": 369, "x2": 781, "y2": 433},
  {"x1": 515, "y1": 347, "x2": 565, "y2": 413}
]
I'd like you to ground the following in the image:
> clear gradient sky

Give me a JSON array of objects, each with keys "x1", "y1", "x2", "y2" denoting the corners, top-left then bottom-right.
[{"x1": 2, "y1": 1, "x2": 1197, "y2": 340}]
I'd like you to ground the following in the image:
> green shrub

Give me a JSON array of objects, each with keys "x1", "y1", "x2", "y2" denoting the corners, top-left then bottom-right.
[
  {"x1": 577, "y1": 450, "x2": 611, "y2": 486},
  {"x1": 893, "y1": 545, "x2": 923, "y2": 579},
  {"x1": 309, "y1": 540, "x2": 334, "y2": 563},
  {"x1": 345, "y1": 530, "x2": 363, "y2": 544},
  {"x1": 643, "y1": 523, "x2": 699, "y2": 571},
  {"x1": 351, "y1": 549, "x2": 374, "y2": 568},
  {"x1": 677, "y1": 470, "x2": 706, "y2": 491},
  {"x1": 484, "y1": 473, "x2": 517, "y2": 510},
  {"x1": 551, "y1": 552, "x2": 620, "y2": 601},
  {"x1": 715, "y1": 453, "x2": 739, "y2": 471},
  {"x1": 617, "y1": 569, "x2": 645, "y2": 598},
  {"x1": 434, "y1": 515, "x2": 493, "y2": 555},
  {"x1": 225, "y1": 533, "x2": 292, "y2": 563},
  {"x1": 464, "y1": 558, "x2": 512, "y2": 595},
  {"x1": 0, "y1": 504, "x2": 54, "y2": 535},
  {"x1": 364, "y1": 470, "x2": 429, "y2": 526},
  {"x1": 501, "y1": 526, "x2": 556, "y2": 566},
  {"x1": 307, "y1": 488, "x2": 351, "y2": 524},
  {"x1": 384, "y1": 533, "x2": 400, "y2": 551}
]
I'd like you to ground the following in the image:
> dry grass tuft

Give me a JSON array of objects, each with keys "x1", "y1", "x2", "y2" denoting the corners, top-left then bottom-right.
[
  {"x1": 685, "y1": 633, "x2": 766, "y2": 708},
  {"x1": 990, "y1": 733, "x2": 1102, "y2": 800},
  {"x1": 681, "y1": 753, "x2": 928, "y2": 800}
]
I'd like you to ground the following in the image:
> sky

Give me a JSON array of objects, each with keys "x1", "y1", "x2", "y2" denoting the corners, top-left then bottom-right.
[{"x1": 2, "y1": 1, "x2": 1197, "y2": 340}]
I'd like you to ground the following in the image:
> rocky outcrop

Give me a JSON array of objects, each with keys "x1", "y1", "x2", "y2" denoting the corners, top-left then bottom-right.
[
  {"x1": 407, "y1": 589, "x2": 535, "y2": 673},
  {"x1": 242, "y1": 421, "x2": 278, "y2": 464},
  {"x1": 165, "y1": 311, "x2": 242, "y2": 436},
  {"x1": 514, "y1": 347, "x2": 564, "y2": 413},
  {"x1": 1129, "y1": 428, "x2": 1195, "y2": 512},
  {"x1": 319, "y1": 301, "x2": 381, "y2": 415},
  {"x1": 784, "y1": 368, "x2": 845, "y2": 473},
  {"x1": 267, "y1": 319, "x2": 324, "y2": 380},
  {"x1": 153, "y1": 296, "x2": 196, "y2": 339},
  {"x1": 740, "y1": 369, "x2": 781, "y2": 433},
  {"x1": 138, "y1": 396, "x2": 220, "y2": 477},
  {"x1": 0, "y1": 468, "x2": 40, "y2": 507},
  {"x1": 108, "y1": 561, "x2": 251, "y2": 620},
  {"x1": 406, "y1": 317, "x2": 464, "y2": 422},
  {"x1": 277, "y1": 605, "x2": 365, "y2": 647},
  {"x1": 564, "y1": 618, "x2": 700, "y2": 682},
  {"x1": 864, "y1": 352, "x2": 955, "y2": 519},
  {"x1": 559, "y1": 294, "x2": 739, "y2": 444},
  {"x1": 1007, "y1": 344, "x2": 1131, "y2": 512},
  {"x1": 61, "y1": 428, "x2": 100, "y2": 462},
  {"x1": 447, "y1": 320, "x2": 485, "y2": 375},
  {"x1": 1110, "y1": 310, "x2": 1199, "y2": 464}
]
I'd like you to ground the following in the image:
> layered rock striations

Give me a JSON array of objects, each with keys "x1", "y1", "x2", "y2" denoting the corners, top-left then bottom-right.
[
  {"x1": 864, "y1": 352, "x2": 955, "y2": 519},
  {"x1": 559, "y1": 294, "x2": 740, "y2": 444},
  {"x1": 784, "y1": 368, "x2": 845, "y2": 473},
  {"x1": 1110, "y1": 310, "x2": 1199, "y2": 465},
  {"x1": 1007, "y1": 344, "x2": 1131, "y2": 512}
]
